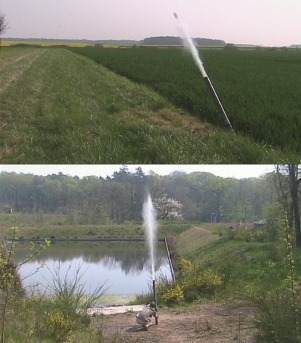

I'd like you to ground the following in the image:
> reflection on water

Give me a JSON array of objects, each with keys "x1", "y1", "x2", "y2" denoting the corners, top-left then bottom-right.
[{"x1": 13, "y1": 242, "x2": 171, "y2": 301}]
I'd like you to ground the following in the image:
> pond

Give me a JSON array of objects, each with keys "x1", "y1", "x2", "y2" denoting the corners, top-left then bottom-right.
[{"x1": 13, "y1": 241, "x2": 172, "y2": 304}]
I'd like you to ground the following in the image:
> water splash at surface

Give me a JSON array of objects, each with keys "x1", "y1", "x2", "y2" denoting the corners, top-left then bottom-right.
[{"x1": 142, "y1": 194, "x2": 158, "y2": 280}]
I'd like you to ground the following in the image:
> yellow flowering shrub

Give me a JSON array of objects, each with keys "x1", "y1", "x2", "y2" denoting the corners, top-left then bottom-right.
[
  {"x1": 45, "y1": 311, "x2": 74, "y2": 343},
  {"x1": 180, "y1": 258, "x2": 193, "y2": 272},
  {"x1": 159, "y1": 258, "x2": 224, "y2": 304},
  {"x1": 196, "y1": 270, "x2": 223, "y2": 290},
  {"x1": 161, "y1": 284, "x2": 185, "y2": 304}
]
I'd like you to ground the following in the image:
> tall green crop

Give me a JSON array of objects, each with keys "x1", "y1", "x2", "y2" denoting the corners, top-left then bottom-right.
[{"x1": 71, "y1": 47, "x2": 301, "y2": 155}]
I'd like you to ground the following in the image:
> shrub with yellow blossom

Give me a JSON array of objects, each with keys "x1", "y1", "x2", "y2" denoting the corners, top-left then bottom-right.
[
  {"x1": 161, "y1": 284, "x2": 185, "y2": 304},
  {"x1": 179, "y1": 258, "x2": 224, "y2": 300},
  {"x1": 196, "y1": 269, "x2": 223, "y2": 291},
  {"x1": 45, "y1": 311, "x2": 75, "y2": 343}
]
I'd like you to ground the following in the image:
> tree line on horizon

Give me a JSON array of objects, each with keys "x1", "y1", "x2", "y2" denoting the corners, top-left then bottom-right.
[
  {"x1": 141, "y1": 36, "x2": 225, "y2": 46},
  {"x1": 0, "y1": 166, "x2": 289, "y2": 226},
  {"x1": 1, "y1": 36, "x2": 225, "y2": 47}
]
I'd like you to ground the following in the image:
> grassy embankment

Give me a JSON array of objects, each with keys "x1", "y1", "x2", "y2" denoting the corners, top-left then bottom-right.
[
  {"x1": 175, "y1": 226, "x2": 277, "y2": 297},
  {"x1": 0, "y1": 46, "x2": 297, "y2": 163},
  {"x1": 0, "y1": 212, "x2": 191, "y2": 240},
  {"x1": 161, "y1": 224, "x2": 301, "y2": 342},
  {"x1": 170, "y1": 224, "x2": 301, "y2": 298}
]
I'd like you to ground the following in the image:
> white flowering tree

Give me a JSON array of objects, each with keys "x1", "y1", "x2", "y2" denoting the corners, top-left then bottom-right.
[{"x1": 154, "y1": 195, "x2": 184, "y2": 220}]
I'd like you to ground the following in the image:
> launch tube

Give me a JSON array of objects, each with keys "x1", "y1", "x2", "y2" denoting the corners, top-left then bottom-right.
[
  {"x1": 152, "y1": 279, "x2": 158, "y2": 325},
  {"x1": 203, "y1": 76, "x2": 234, "y2": 131}
]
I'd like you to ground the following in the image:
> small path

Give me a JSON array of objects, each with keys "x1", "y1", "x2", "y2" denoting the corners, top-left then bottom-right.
[{"x1": 92, "y1": 303, "x2": 257, "y2": 343}]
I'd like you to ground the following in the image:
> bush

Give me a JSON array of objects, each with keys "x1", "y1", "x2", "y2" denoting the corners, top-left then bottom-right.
[
  {"x1": 47, "y1": 262, "x2": 107, "y2": 317},
  {"x1": 43, "y1": 311, "x2": 75, "y2": 343},
  {"x1": 227, "y1": 228, "x2": 269, "y2": 243},
  {"x1": 158, "y1": 258, "x2": 224, "y2": 305},
  {"x1": 1, "y1": 264, "x2": 107, "y2": 342},
  {"x1": 179, "y1": 258, "x2": 223, "y2": 296},
  {"x1": 247, "y1": 218, "x2": 301, "y2": 343},
  {"x1": 224, "y1": 43, "x2": 237, "y2": 50},
  {"x1": 161, "y1": 284, "x2": 184, "y2": 304},
  {"x1": 5, "y1": 296, "x2": 103, "y2": 343},
  {"x1": 255, "y1": 287, "x2": 301, "y2": 343}
]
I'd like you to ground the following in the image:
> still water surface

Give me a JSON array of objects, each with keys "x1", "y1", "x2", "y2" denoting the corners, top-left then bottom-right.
[{"x1": 13, "y1": 241, "x2": 171, "y2": 303}]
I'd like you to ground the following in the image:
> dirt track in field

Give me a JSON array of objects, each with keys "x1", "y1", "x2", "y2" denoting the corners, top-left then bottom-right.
[{"x1": 93, "y1": 303, "x2": 257, "y2": 343}]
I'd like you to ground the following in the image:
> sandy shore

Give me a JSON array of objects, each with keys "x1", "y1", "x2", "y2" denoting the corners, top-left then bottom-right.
[{"x1": 87, "y1": 304, "x2": 144, "y2": 316}]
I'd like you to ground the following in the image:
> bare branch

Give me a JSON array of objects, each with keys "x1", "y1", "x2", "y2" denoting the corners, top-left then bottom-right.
[{"x1": 0, "y1": 13, "x2": 9, "y2": 35}]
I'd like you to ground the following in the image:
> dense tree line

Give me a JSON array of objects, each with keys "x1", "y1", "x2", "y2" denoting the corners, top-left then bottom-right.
[
  {"x1": 0, "y1": 166, "x2": 294, "y2": 225},
  {"x1": 142, "y1": 36, "x2": 225, "y2": 46}
]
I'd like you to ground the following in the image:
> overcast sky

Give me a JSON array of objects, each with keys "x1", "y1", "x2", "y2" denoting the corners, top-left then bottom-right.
[
  {"x1": 0, "y1": 165, "x2": 275, "y2": 180},
  {"x1": 1, "y1": 0, "x2": 300, "y2": 46}
]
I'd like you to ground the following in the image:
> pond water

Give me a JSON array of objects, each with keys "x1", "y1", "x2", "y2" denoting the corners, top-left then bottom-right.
[{"x1": 13, "y1": 241, "x2": 172, "y2": 304}]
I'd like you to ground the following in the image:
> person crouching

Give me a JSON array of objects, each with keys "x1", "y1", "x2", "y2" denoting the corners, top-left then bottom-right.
[{"x1": 136, "y1": 301, "x2": 158, "y2": 330}]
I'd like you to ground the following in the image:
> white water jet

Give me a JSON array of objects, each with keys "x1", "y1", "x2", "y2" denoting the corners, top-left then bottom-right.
[
  {"x1": 174, "y1": 12, "x2": 207, "y2": 78},
  {"x1": 142, "y1": 194, "x2": 158, "y2": 280},
  {"x1": 173, "y1": 12, "x2": 234, "y2": 132}
]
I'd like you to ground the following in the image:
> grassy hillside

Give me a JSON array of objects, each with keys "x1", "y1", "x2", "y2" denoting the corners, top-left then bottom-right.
[
  {"x1": 171, "y1": 225, "x2": 301, "y2": 341},
  {"x1": 0, "y1": 47, "x2": 297, "y2": 163},
  {"x1": 174, "y1": 225, "x2": 301, "y2": 301}
]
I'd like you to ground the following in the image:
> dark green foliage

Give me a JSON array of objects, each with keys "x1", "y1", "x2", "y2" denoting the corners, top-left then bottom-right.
[
  {"x1": 141, "y1": 36, "x2": 225, "y2": 46},
  {"x1": 71, "y1": 47, "x2": 301, "y2": 155},
  {"x1": 246, "y1": 250, "x2": 301, "y2": 343},
  {"x1": 224, "y1": 43, "x2": 237, "y2": 50},
  {"x1": 0, "y1": 168, "x2": 279, "y2": 225},
  {"x1": 12, "y1": 43, "x2": 43, "y2": 48},
  {"x1": 226, "y1": 227, "x2": 270, "y2": 243},
  {"x1": 255, "y1": 289, "x2": 301, "y2": 343}
]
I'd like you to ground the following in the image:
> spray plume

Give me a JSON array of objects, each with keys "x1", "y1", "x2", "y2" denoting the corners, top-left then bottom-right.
[
  {"x1": 173, "y1": 12, "x2": 234, "y2": 132},
  {"x1": 142, "y1": 193, "x2": 158, "y2": 280},
  {"x1": 174, "y1": 13, "x2": 207, "y2": 78}
]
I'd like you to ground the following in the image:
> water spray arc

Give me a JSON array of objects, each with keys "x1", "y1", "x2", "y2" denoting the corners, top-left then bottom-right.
[
  {"x1": 142, "y1": 194, "x2": 159, "y2": 325},
  {"x1": 173, "y1": 12, "x2": 234, "y2": 132}
]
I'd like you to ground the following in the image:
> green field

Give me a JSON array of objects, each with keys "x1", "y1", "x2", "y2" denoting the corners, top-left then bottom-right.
[
  {"x1": 0, "y1": 46, "x2": 299, "y2": 163},
  {"x1": 71, "y1": 47, "x2": 301, "y2": 155}
]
